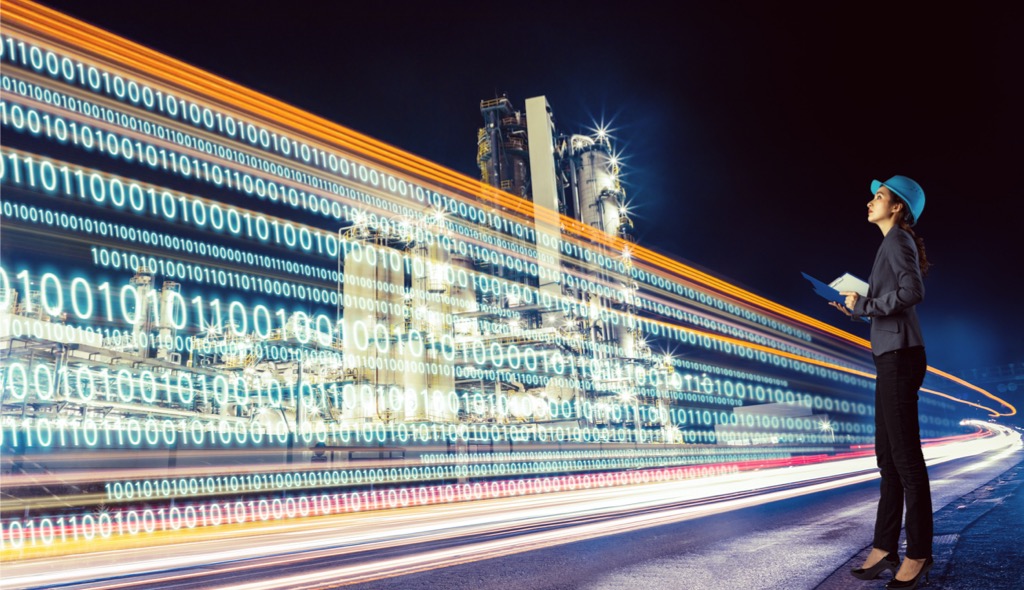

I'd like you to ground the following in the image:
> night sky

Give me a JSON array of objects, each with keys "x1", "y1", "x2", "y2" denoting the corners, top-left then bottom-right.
[{"x1": 28, "y1": 1, "x2": 1024, "y2": 375}]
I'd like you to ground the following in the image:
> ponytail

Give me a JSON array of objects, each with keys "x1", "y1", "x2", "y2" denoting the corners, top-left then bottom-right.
[{"x1": 898, "y1": 218, "x2": 931, "y2": 277}]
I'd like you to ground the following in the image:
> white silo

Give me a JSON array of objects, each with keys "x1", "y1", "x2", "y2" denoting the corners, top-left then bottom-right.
[{"x1": 340, "y1": 234, "x2": 404, "y2": 423}]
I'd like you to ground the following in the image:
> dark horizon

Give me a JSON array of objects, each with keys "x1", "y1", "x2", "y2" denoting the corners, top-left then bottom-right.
[{"x1": 28, "y1": 0, "x2": 1024, "y2": 377}]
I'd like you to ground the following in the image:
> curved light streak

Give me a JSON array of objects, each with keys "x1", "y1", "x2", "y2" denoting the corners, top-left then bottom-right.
[{"x1": 2, "y1": 0, "x2": 1013, "y2": 415}]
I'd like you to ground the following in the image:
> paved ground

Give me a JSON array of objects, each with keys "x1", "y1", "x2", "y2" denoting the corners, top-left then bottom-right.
[
  {"x1": 819, "y1": 461, "x2": 1024, "y2": 590},
  {"x1": 347, "y1": 450, "x2": 1023, "y2": 590},
  {"x1": 941, "y1": 464, "x2": 1024, "y2": 588}
]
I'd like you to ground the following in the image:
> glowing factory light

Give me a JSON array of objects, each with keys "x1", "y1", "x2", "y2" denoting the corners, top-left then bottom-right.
[
  {"x1": 818, "y1": 419, "x2": 836, "y2": 443},
  {"x1": 662, "y1": 423, "x2": 681, "y2": 443},
  {"x1": 353, "y1": 210, "x2": 370, "y2": 228},
  {"x1": 431, "y1": 207, "x2": 446, "y2": 226}
]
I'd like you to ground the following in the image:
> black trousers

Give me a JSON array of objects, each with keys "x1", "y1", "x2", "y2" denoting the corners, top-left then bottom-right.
[{"x1": 872, "y1": 345, "x2": 932, "y2": 559}]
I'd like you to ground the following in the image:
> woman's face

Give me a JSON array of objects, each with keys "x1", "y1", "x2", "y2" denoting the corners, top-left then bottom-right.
[{"x1": 866, "y1": 186, "x2": 902, "y2": 225}]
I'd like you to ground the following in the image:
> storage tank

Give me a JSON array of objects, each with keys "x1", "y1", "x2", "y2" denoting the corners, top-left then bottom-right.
[
  {"x1": 407, "y1": 237, "x2": 457, "y2": 423},
  {"x1": 450, "y1": 253, "x2": 479, "y2": 337},
  {"x1": 156, "y1": 281, "x2": 182, "y2": 361},
  {"x1": 340, "y1": 236, "x2": 404, "y2": 422}
]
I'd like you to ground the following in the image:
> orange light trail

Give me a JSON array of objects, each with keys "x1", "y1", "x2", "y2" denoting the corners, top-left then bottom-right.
[{"x1": 1, "y1": 0, "x2": 1013, "y2": 417}]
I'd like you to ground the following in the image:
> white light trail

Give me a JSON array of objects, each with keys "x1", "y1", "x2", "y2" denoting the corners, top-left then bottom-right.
[{"x1": 2, "y1": 424, "x2": 1017, "y2": 589}]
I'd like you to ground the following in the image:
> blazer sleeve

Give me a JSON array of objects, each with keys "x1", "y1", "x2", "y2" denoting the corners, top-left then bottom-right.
[{"x1": 853, "y1": 231, "x2": 924, "y2": 317}]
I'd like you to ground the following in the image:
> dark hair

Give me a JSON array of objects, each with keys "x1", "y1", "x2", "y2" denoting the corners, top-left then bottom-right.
[{"x1": 895, "y1": 199, "x2": 931, "y2": 277}]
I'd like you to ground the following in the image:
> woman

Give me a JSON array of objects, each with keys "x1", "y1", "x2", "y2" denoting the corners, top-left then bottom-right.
[{"x1": 832, "y1": 175, "x2": 933, "y2": 589}]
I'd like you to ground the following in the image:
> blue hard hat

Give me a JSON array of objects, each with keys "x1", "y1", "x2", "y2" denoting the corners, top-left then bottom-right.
[{"x1": 870, "y1": 175, "x2": 925, "y2": 225}]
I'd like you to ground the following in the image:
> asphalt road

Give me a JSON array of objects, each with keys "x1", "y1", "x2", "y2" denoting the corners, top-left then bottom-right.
[{"x1": 345, "y1": 450, "x2": 1022, "y2": 590}]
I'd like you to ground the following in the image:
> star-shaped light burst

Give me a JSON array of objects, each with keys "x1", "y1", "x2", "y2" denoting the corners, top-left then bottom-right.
[
  {"x1": 819, "y1": 418, "x2": 836, "y2": 443},
  {"x1": 432, "y1": 207, "x2": 446, "y2": 227}
]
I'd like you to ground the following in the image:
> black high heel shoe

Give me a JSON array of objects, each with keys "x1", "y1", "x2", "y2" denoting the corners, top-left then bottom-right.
[
  {"x1": 850, "y1": 552, "x2": 900, "y2": 580},
  {"x1": 886, "y1": 556, "x2": 934, "y2": 589}
]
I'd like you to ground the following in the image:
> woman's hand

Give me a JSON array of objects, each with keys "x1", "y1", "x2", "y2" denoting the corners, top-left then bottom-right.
[
  {"x1": 830, "y1": 301, "x2": 852, "y2": 316},
  {"x1": 838, "y1": 291, "x2": 859, "y2": 311}
]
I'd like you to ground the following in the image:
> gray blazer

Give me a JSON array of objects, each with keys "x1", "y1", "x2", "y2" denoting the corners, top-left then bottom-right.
[{"x1": 852, "y1": 227, "x2": 925, "y2": 355}]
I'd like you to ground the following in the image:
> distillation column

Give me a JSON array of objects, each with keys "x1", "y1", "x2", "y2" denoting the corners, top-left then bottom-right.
[{"x1": 341, "y1": 233, "x2": 404, "y2": 423}]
